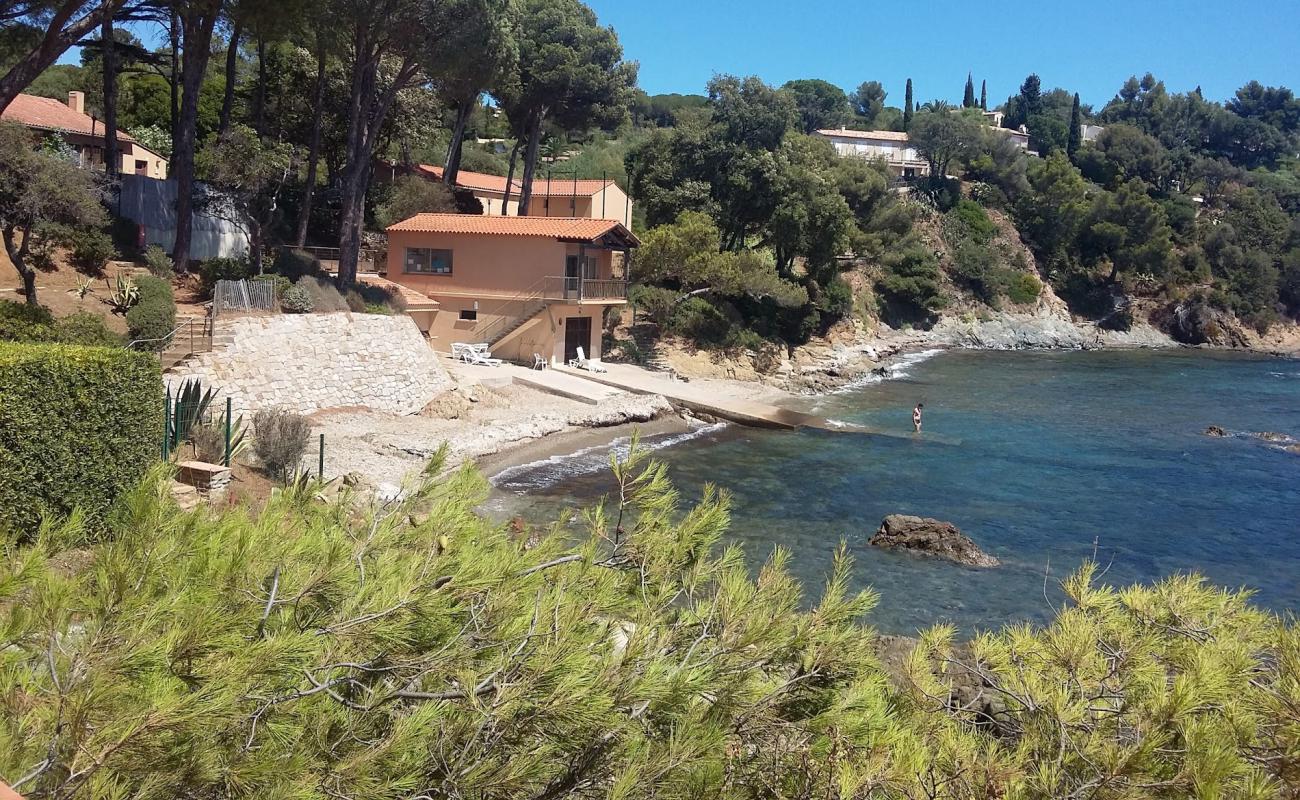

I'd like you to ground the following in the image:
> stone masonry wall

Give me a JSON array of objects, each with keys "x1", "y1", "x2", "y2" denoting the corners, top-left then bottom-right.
[{"x1": 172, "y1": 313, "x2": 450, "y2": 417}]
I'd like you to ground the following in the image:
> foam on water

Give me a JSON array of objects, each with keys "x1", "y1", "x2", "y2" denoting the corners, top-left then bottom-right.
[
  {"x1": 831, "y1": 347, "x2": 947, "y2": 394},
  {"x1": 491, "y1": 422, "x2": 728, "y2": 491}
]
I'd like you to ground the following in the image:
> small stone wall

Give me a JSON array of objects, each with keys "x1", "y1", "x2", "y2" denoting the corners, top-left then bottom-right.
[{"x1": 173, "y1": 313, "x2": 450, "y2": 417}]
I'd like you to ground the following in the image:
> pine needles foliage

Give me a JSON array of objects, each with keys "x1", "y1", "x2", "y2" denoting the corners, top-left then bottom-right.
[{"x1": 0, "y1": 443, "x2": 1297, "y2": 798}]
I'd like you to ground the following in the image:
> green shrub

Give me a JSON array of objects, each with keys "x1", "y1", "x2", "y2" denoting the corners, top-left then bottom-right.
[
  {"x1": 816, "y1": 276, "x2": 854, "y2": 320},
  {"x1": 0, "y1": 342, "x2": 163, "y2": 539},
  {"x1": 629, "y1": 284, "x2": 679, "y2": 326},
  {"x1": 68, "y1": 227, "x2": 117, "y2": 274},
  {"x1": 344, "y1": 289, "x2": 367, "y2": 313},
  {"x1": 142, "y1": 244, "x2": 173, "y2": 278},
  {"x1": 668, "y1": 296, "x2": 731, "y2": 344},
  {"x1": 0, "y1": 302, "x2": 122, "y2": 347},
  {"x1": 253, "y1": 273, "x2": 291, "y2": 299},
  {"x1": 252, "y1": 406, "x2": 311, "y2": 478},
  {"x1": 281, "y1": 283, "x2": 314, "y2": 313},
  {"x1": 109, "y1": 215, "x2": 141, "y2": 257},
  {"x1": 0, "y1": 300, "x2": 55, "y2": 342},
  {"x1": 1004, "y1": 271, "x2": 1042, "y2": 305},
  {"x1": 199, "y1": 257, "x2": 253, "y2": 291},
  {"x1": 296, "y1": 275, "x2": 348, "y2": 312},
  {"x1": 126, "y1": 276, "x2": 176, "y2": 349},
  {"x1": 947, "y1": 199, "x2": 997, "y2": 244},
  {"x1": 54, "y1": 312, "x2": 123, "y2": 347},
  {"x1": 272, "y1": 248, "x2": 323, "y2": 281}
]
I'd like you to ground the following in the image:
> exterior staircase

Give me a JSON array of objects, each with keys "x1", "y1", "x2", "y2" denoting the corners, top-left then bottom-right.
[
  {"x1": 628, "y1": 322, "x2": 672, "y2": 372},
  {"x1": 158, "y1": 315, "x2": 217, "y2": 371},
  {"x1": 484, "y1": 297, "x2": 550, "y2": 347}
]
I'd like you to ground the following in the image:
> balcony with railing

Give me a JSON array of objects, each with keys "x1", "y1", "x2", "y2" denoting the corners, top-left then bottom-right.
[{"x1": 540, "y1": 276, "x2": 628, "y2": 301}]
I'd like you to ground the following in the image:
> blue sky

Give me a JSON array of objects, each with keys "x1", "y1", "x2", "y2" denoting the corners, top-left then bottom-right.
[
  {"x1": 586, "y1": 0, "x2": 1300, "y2": 108},
  {"x1": 60, "y1": 0, "x2": 1298, "y2": 110}
]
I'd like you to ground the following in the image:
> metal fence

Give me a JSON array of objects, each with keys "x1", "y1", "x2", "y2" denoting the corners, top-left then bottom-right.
[{"x1": 213, "y1": 279, "x2": 278, "y2": 316}]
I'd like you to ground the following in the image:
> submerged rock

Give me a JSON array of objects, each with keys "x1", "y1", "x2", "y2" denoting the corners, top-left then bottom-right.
[
  {"x1": 1253, "y1": 431, "x2": 1294, "y2": 443},
  {"x1": 870, "y1": 515, "x2": 1000, "y2": 567},
  {"x1": 1205, "y1": 425, "x2": 1228, "y2": 437}
]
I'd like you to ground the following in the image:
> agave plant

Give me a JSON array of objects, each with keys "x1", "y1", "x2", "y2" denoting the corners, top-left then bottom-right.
[
  {"x1": 109, "y1": 273, "x2": 139, "y2": 313},
  {"x1": 72, "y1": 276, "x2": 94, "y2": 299},
  {"x1": 167, "y1": 378, "x2": 217, "y2": 454}
]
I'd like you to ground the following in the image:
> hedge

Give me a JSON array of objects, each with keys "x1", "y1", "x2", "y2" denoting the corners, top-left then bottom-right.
[
  {"x1": 0, "y1": 342, "x2": 163, "y2": 540},
  {"x1": 126, "y1": 275, "x2": 176, "y2": 350}
]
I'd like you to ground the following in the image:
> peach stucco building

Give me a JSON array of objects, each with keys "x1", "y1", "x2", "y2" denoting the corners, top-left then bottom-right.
[
  {"x1": 377, "y1": 162, "x2": 633, "y2": 226},
  {"x1": 2, "y1": 92, "x2": 168, "y2": 178},
  {"x1": 385, "y1": 214, "x2": 638, "y2": 365}
]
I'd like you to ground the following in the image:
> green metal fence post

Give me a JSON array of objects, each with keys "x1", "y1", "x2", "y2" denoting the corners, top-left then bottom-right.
[
  {"x1": 162, "y1": 388, "x2": 171, "y2": 460},
  {"x1": 318, "y1": 433, "x2": 325, "y2": 479},
  {"x1": 224, "y1": 396, "x2": 232, "y2": 467}
]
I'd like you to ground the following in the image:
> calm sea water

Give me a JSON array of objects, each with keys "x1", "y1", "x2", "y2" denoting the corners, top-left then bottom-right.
[{"x1": 488, "y1": 350, "x2": 1300, "y2": 635}]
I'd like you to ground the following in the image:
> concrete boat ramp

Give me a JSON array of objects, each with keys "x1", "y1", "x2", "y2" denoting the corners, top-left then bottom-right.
[{"x1": 451, "y1": 358, "x2": 953, "y2": 442}]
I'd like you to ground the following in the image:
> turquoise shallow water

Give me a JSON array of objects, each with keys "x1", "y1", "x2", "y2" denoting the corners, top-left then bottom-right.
[{"x1": 489, "y1": 349, "x2": 1300, "y2": 635}]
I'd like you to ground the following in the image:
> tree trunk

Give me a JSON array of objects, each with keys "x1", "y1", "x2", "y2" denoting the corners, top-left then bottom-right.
[
  {"x1": 249, "y1": 217, "x2": 262, "y2": 274},
  {"x1": 516, "y1": 110, "x2": 543, "y2": 216},
  {"x1": 293, "y1": 39, "x2": 327, "y2": 247},
  {"x1": 500, "y1": 138, "x2": 521, "y2": 215},
  {"x1": 101, "y1": 13, "x2": 119, "y2": 178},
  {"x1": 168, "y1": 9, "x2": 180, "y2": 148},
  {"x1": 3, "y1": 225, "x2": 38, "y2": 306},
  {"x1": 335, "y1": 44, "x2": 418, "y2": 288},
  {"x1": 171, "y1": 2, "x2": 220, "y2": 274},
  {"x1": 443, "y1": 100, "x2": 472, "y2": 185},
  {"x1": 218, "y1": 19, "x2": 241, "y2": 135},
  {"x1": 0, "y1": 0, "x2": 123, "y2": 111},
  {"x1": 254, "y1": 35, "x2": 267, "y2": 136}
]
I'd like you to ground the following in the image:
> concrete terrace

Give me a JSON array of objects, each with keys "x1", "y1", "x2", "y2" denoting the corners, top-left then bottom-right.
[{"x1": 555, "y1": 362, "x2": 836, "y2": 430}]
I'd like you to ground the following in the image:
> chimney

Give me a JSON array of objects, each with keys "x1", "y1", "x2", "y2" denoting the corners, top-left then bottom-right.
[{"x1": 67, "y1": 91, "x2": 84, "y2": 114}]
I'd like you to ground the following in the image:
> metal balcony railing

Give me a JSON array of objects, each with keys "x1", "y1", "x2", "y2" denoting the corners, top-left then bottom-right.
[{"x1": 541, "y1": 276, "x2": 628, "y2": 301}]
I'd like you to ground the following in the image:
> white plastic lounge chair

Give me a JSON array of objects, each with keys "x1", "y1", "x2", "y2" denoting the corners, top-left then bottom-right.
[
  {"x1": 569, "y1": 347, "x2": 607, "y2": 373},
  {"x1": 466, "y1": 348, "x2": 503, "y2": 367},
  {"x1": 533, "y1": 353, "x2": 548, "y2": 370}
]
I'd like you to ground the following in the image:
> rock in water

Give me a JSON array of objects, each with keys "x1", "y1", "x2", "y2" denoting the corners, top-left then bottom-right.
[
  {"x1": 1205, "y1": 425, "x2": 1228, "y2": 437},
  {"x1": 870, "y1": 515, "x2": 999, "y2": 567}
]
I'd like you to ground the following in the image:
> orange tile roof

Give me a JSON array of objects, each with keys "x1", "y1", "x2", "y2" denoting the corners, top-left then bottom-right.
[
  {"x1": 357, "y1": 274, "x2": 439, "y2": 309},
  {"x1": 386, "y1": 213, "x2": 639, "y2": 245},
  {"x1": 416, "y1": 164, "x2": 616, "y2": 197},
  {"x1": 815, "y1": 128, "x2": 910, "y2": 142},
  {"x1": 2, "y1": 93, "x2": 138, "y2": 143}
]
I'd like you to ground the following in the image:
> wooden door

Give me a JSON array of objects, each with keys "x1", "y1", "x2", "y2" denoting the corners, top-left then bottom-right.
[{"x1": 564, "y1": 316, "x2": 591, "y2": 363}]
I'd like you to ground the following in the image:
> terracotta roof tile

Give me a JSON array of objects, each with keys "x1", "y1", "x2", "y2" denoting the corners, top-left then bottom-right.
[
  {"x1": 416, "y1": 165, "x2": 615, "y2": 197},
  {"x1": 2, "y1": 93, "x2": 137, "y2": 143},
  {"x1": 386, "y1": 213, "x2": 639, "y2": 245},
  {"x1": 815, "y1": 128, "x2": 910, "y2": 142}
]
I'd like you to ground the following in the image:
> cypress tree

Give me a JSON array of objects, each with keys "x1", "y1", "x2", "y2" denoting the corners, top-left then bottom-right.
[
  {"x1": 1067, "y1": 91, "x2": 1083, "y2": 158},
  {"x1": 903, "y1": 78, "x2": 913, "y2": 131},
  {"x1": 963, "y1": 73, "x2": 975, "y2": 108},
  {"x1": 980, "y1": 79, "x2": 987, "y2": 110}
]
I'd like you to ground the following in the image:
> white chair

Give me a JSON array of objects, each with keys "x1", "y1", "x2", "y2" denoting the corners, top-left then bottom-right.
[
  {"x1": 533, "y1": 353, "x2": 548, "y2": 370},
  {"x1": 467, "y1": 348, "x2": 503, "y2": 366},
  {"x1": 569, "y1": 347, "x2": 607, "y2": 373}
]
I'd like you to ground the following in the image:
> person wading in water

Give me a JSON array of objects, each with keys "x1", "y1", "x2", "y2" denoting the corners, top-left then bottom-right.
[{"x1": 912, "y1": 402, "x2": 924, "y2": 433}]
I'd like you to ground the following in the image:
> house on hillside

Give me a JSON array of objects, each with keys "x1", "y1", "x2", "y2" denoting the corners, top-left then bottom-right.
[
  {"x1": 376, "y1": 162, "x2": 633, "y2": 226},
  {"x1": 813, "y1": 128, "x2": 930, "y2": 179},
  {"x1": 385, "y1": 213, "x2": 638, "y2": 365},
  {"x1": 2, "y1": 92, "x2": 167, "y2": 178},
  {"x1": 1081, "y1": 123, "x2": 1105, "y2": 143}
]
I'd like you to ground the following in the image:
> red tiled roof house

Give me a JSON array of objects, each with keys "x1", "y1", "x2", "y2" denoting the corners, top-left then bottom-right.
[
  {"x1": 386, "y1": 214, "x2": 638, "y2": 365},
  {"x1": 1, "y1": 91, "x2": 168, "y2": 178},
  {"x1": 378, "y1": 162, "x2": 633, "y2": 226}
]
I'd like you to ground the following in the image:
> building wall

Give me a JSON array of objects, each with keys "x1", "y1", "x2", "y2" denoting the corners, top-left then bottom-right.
[
  {"x1": 172, "y1": 312, "x2": 451, "y2": 417},
  {"x1": 386, "y1": 230, "x2": 616, "y2": 298},
  {"x1": 63, "y1": 133, "x2": 168, "y2": 179},
  {"x1": 469, "y1": 186, "x2": 633, "y2": 225},
  {"x1": 116, "y1": 173, "x2": 249, "y2": 260},
  {"x1": 419, "y1": 297, "x2": 610, "y2": 364}
]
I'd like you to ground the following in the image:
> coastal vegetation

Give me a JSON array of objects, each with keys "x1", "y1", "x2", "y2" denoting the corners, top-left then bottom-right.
[{"x1": 2, "y1": 445, "x2": 1299, "y2": 797}]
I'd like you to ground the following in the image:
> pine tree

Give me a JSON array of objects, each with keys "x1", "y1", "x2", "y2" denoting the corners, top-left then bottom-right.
[
  {"x1": 1067, "y1": 91, "x2": 1083, "y2": 158},
  {"x1": 963, "y1": 73, "x2": 975, "y2": 108},
  {"x1": 980, "y1": 79, "x2": 987, "y2": 110},
  {"x1": 903, "y1": 77, "x2": 914, "y2": 131}
]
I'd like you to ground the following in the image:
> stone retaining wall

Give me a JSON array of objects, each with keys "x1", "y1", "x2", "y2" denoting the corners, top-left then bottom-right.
[{"x1": 172, "y1": 313, "x2": 450, "y2": 417}]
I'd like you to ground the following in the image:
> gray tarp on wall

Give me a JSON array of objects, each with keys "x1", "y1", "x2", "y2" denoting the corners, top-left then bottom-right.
[{"x1": 115, "y1": 174, "x2": 249, "y2": 260}]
